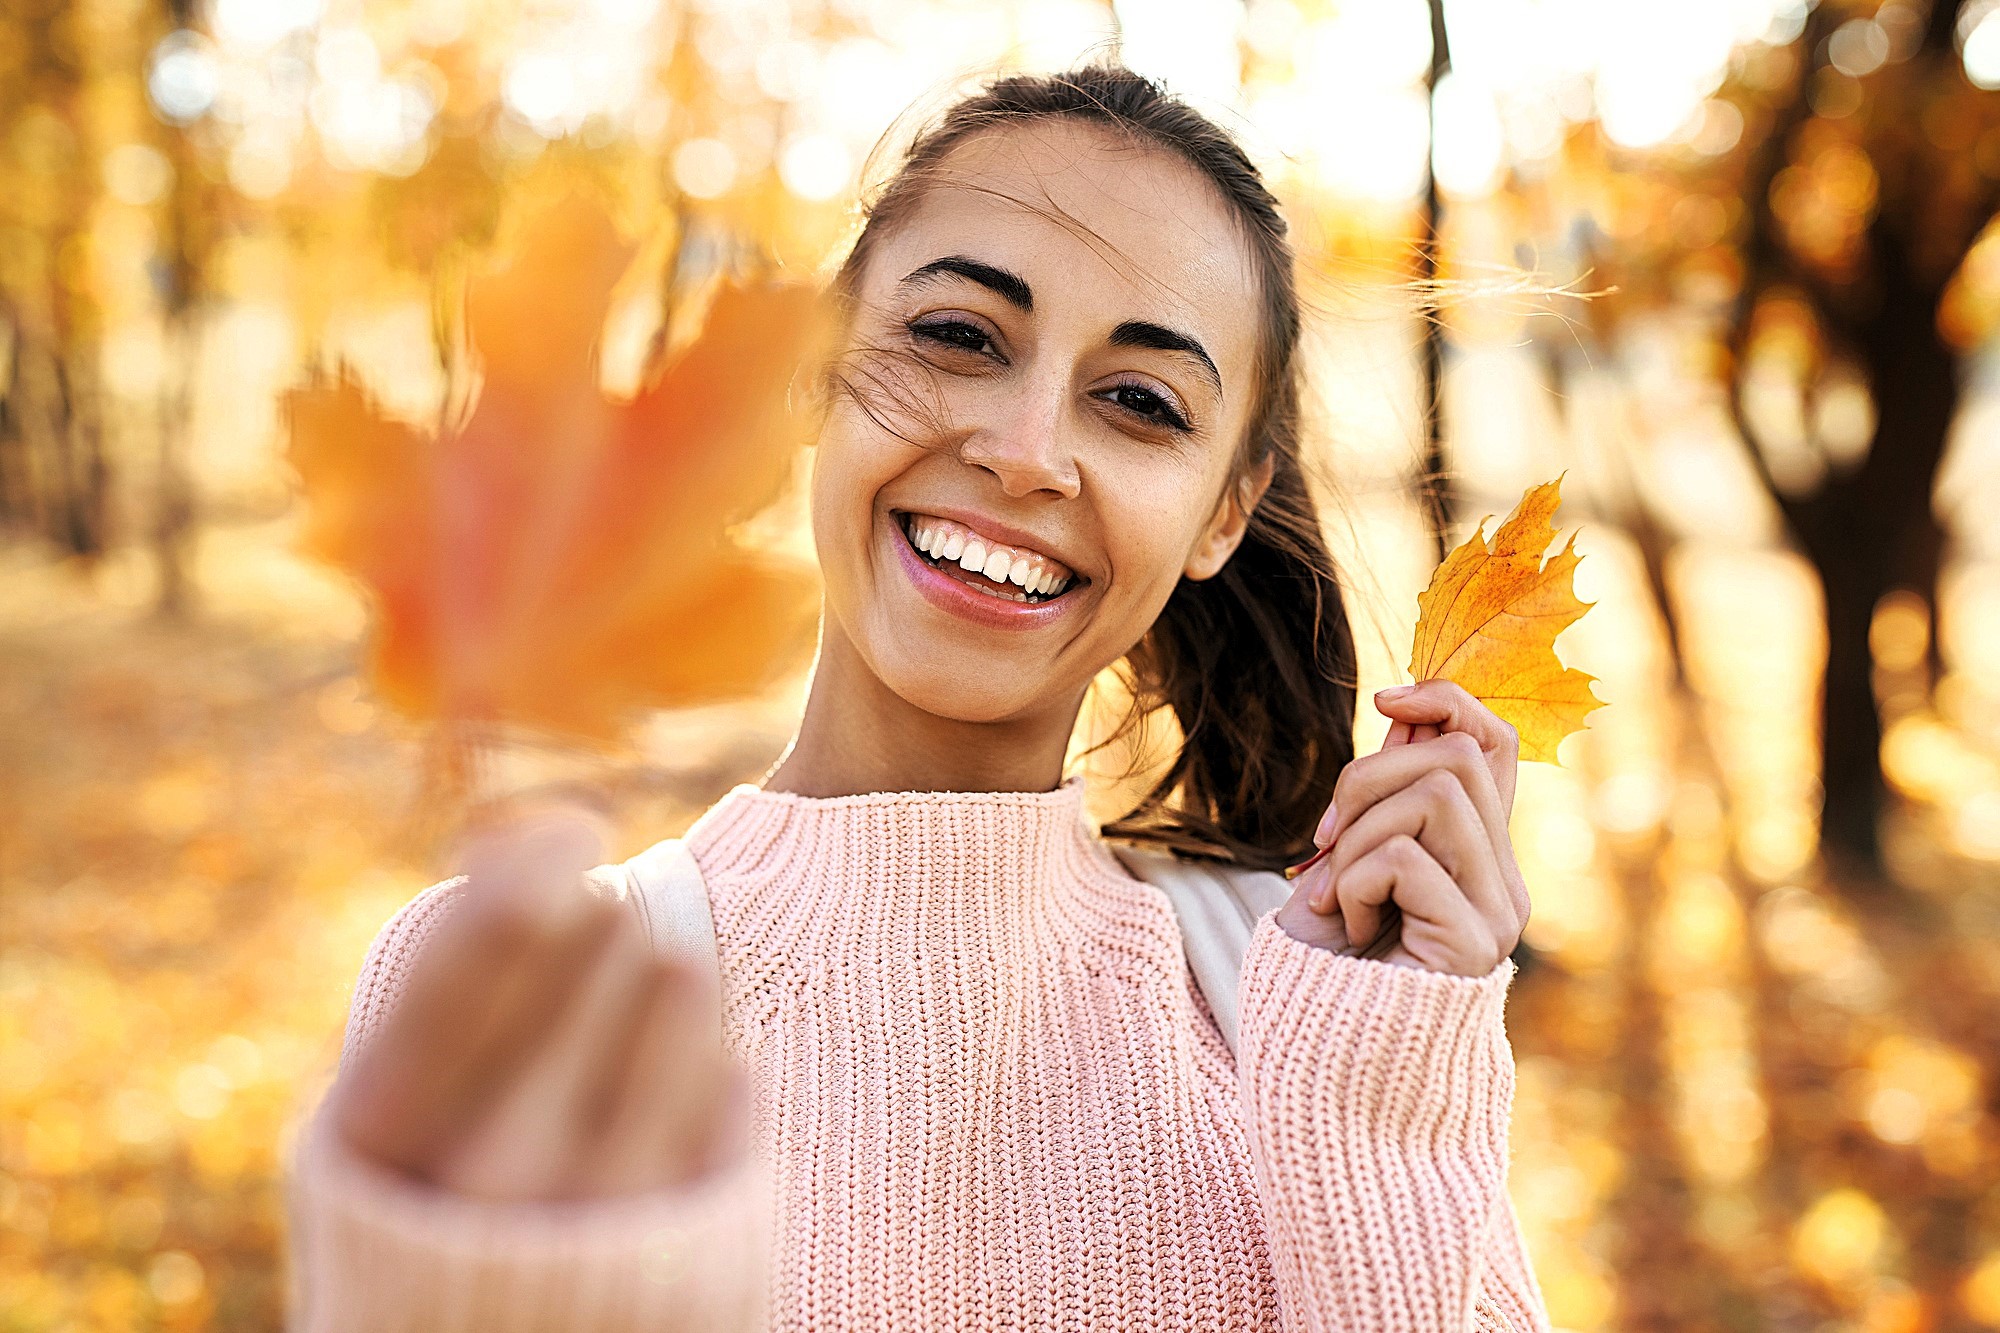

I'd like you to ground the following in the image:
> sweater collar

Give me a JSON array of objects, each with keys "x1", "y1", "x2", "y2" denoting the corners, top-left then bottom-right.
[{"x1": 682, "y1": 777, "x2": 1146, "y2": 942}]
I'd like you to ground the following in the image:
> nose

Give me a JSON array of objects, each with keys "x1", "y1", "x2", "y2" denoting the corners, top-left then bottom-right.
[{"x1": 954, "y1": 379, "x2": 1080, "y2": 500}]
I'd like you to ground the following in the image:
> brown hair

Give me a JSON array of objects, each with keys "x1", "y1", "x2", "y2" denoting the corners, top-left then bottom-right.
[{"x1": 831, "y1": 65, "x2": 1356, "y2": 872}]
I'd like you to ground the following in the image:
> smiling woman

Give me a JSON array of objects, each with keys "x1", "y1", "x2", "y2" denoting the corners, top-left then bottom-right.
[
  {"x1": 290, "y1": 65, "x2": 1550, "y2": 1333},
  {"x1": 800, "y1": 83, "x2": 1359, "y2": 868}
]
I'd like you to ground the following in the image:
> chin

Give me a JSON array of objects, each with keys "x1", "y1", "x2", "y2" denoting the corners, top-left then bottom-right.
[{"x1": 863, "y1": 639, "x2": 1059, "y2": 726}]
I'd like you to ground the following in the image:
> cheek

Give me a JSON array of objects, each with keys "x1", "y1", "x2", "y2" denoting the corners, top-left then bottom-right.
[
  {"x1": 1105, "y1": 511, "x2": 1194, "y2": 605},
  {"x1": 1095, "y1": 456, "x2": 1223, "y2": 609},
  {"x1": 805, "y1": 422, "x2": 859, "y2": 576},
  {"x1": 807, "y1": 404, "x2": 912, "y2": 590}
]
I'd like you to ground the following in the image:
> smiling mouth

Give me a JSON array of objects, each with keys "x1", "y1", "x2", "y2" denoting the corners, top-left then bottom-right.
[{"x1": 895, "y1": 511, "x2": 1085, "y2": 606}]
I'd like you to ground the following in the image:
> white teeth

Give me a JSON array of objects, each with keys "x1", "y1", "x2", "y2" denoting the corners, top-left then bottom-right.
[{"x1": 903, "y1": 513, "x2": 1078, "y2": 600}]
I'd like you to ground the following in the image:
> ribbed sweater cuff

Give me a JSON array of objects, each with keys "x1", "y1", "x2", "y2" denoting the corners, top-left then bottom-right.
[
  {"x1": 287, "y1": 1110, "x2": 769, "y2": 1333},
  {"x1": 1236, "y1": 912, "x2": 1518, "y2": 1332}
]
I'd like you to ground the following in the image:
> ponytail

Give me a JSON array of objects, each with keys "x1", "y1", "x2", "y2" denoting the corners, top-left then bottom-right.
[{"x1": 1104, "y1": 443, "x2": 1356, "y2": 872}]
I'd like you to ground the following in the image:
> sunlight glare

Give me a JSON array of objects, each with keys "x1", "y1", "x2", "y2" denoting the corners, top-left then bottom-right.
[
  {"x1": 1961, "y1": 1, "x2": 2000, "y2": 90},
  {"x1": 212, "y1": 0, "x2": 323, "y2": 51},
  {"x1": 1113, "y1": 0, "x2": 1243, "y2": 107},
  {"x1": 1431, "y1": 72, "x2": 1503, "y2": 197}
]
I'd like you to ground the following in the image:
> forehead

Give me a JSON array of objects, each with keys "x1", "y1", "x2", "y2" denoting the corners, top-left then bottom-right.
[{"x1": 868, "y1": 119, "x2": 1261, "y2": 355}]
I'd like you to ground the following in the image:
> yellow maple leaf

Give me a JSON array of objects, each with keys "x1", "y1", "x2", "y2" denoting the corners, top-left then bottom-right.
[{"x1": 1407, "y1": 478, "x2": 1605, "y2": 763}]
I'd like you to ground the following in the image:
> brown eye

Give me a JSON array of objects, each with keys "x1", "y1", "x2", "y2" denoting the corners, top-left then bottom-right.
[
  {"x1": 909, "y1": 318, "x2": 998, "y2": 358},
  {"x1": 1097, "y1": 381, "x2": 1192, "y2": 432}
]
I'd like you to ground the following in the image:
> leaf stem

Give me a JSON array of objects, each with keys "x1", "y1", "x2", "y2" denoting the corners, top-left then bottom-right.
[{"x1": 1283, "y1": 843, "x2": 1332, "y2": 880}]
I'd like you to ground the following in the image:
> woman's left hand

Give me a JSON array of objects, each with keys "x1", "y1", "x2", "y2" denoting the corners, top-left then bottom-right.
[{"x1": 1273, "y1": 681, "x2": 1530, "y2": 978}]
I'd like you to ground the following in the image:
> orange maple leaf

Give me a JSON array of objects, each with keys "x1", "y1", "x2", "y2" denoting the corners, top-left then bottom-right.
[
  {"x1": 285, "y1": 193, "x2": 828, "y2": 740},
  {"x1": 1407, "y1": 478, "x2": 1605, "y2": 763}
]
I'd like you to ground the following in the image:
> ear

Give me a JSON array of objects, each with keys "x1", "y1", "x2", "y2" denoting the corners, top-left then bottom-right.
[{"x1": 1184, "y1": 454, "x2": 1275, "y2": 581}]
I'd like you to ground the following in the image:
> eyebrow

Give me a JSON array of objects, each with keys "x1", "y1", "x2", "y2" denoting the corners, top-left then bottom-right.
[
  {"x1": 1110, "y1": 320, "x2": 1222, "y2": 396},
  {"x1": 900, "y1": 256, "x2": 1222, "y2": 398},
  {"x1": 900, "y1": 256, "x2": 1034, "y2": 311}
]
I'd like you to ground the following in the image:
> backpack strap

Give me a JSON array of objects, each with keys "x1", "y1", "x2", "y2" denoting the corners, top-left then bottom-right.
[
  {"x1": 1110, "y1": 845, "x2": 1292, "y2": 1056},
  {"x1": 606, "y1": 837, "x2": 724, "y2": 1035}
]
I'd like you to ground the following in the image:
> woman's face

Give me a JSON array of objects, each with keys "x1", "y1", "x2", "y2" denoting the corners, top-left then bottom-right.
[{"x1": 811, "y1": 119, "x2": 1266, "y2": 725}]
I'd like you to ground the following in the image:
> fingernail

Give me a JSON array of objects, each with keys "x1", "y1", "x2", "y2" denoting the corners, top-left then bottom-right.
[
  {"x1": 1313, "y1": 802, "x2": 1339, "y2": 847},
  {"x1": 1376, "y1": 685, "x2": 1415, "y2": 701}
]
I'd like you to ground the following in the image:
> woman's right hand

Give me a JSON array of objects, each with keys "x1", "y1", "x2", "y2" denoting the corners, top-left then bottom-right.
[{"x1": 331, "y1": 808, "x2": 748, "y2": 1203}]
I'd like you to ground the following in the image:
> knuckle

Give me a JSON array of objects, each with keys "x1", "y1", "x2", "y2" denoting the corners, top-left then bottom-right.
[
  {"x1": 1420, "y1": 767, "x2": 1464, "y2": 801},
  {"x1": 1419, "y1": 679, "x2": 1469, "y2": 710},
  {"x1": 1332, "y1": 759, "x2": 1367, "y2": 805},
  {"x1": 1385, "y1": 834, "x2": 1426, "y2": 869},
  {"x1": 1440, "y1": 730, "x2": 1482, "y2": 764}
]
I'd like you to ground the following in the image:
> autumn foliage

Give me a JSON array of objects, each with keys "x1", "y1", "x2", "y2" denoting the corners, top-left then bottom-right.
[
  {"x1": 1407, "y1": 478, "x2": 1604, "y2": 763},
  {"x1": 285, "y1": 194, "x2": 827, "y2": 739}
]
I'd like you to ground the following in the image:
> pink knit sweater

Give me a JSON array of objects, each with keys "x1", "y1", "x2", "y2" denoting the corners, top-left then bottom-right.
[{"x1": 289, "y1": 781, "x2": 1548, "y2": 1332}]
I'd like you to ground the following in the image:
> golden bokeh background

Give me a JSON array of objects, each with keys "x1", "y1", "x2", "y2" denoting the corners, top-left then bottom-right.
[{"x1": 6, "y1": 0, "x2": 2000, "y2": 1329}]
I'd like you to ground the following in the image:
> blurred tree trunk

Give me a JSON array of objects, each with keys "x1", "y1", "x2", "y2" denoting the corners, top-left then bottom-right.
[
  {"x1": 0, "y1": 5, "x2": 110, "y2": 563},
  {"x1": 1791, "y1": 224, "x2": 1954, "y2": 873},
  {"x1": 2, "y1": 301, "x2": 107, "y2": 559},
  {"x1": 151, "y1": 0, "x2": 206, "y2": 617},
  {"x1": 1729, "y1": 2, "x2": 1972, "y2": 876},
  {"x1": 54, "y1": 340, "x2": 109, "y2": 558},
  {"x1": 153, "y1": 145, "x2": 199, "y2": 618},
  {"x1": 1418, "y1": 0, "x2": 1451, "y2": 558},
  {"x1": 0, "y1": 307, "x2": 20, "y2": 530}
]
